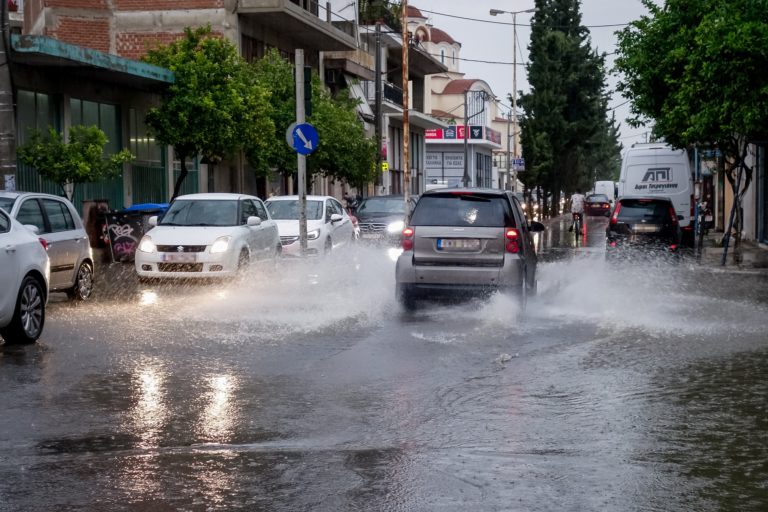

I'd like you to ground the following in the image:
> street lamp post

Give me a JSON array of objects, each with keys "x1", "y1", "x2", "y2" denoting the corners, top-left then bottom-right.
[{"x1": 490, "y1": 7, "x2": 536, "y2": 194}]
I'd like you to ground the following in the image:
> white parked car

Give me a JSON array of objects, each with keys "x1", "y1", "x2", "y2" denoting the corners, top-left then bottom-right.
[
  {"x1": 0, "y1": 191, "x2": 94, "y2": 300},
  {"x1": 135, "y1": 193, "x2": 280, "y2": 280},
  {"x1": 265, "y1": 195, "x2": 355, "y2": 257},
  {"x1": 0, "y1": 207, "x2": 50, "y2": 344}
]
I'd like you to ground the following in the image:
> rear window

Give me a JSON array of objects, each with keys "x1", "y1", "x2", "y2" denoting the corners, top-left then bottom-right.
[
  {"x1": 618, "y1": 199, "x2": 672, "y2": 223},
  {"x1": 410, "y1": 193, "x2": 515, "y2": 227},
  {"x1": 0, "y1": 197, "x2": 15, "y2": 212},
  {"x1": 588, "y1": 194, "x2": 609, "y2": 202}
]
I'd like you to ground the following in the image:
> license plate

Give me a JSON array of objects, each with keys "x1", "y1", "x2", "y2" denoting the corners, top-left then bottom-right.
[
  {"x1": 632, "y1": 224, "x2": 661, "y2": 233},
  {"x1": 437, "y1": 238, "x2": 481, "y2": 251},
  {"x1": 361, "y1": 232, "x2": 383, "y2": 239},
  {"x1": 161, "y1": 253, "x2": 197, "y2": 263}
]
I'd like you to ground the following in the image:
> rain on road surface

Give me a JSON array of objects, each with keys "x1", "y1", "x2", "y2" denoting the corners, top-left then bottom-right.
[{"x1": 1, "y1": 215, "x2": 768, "y2": 511}]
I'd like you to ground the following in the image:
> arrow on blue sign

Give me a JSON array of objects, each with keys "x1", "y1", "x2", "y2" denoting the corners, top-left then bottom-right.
[{"x1": 287, "y1": 122, "x2": 319, "y2": 155}]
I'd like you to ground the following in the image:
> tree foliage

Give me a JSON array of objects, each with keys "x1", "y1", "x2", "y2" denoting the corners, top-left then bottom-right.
[
  {"x1": 143, "y1": 26, "x2": 274, "y2": 200},
  {"x1": 17, "y1": 125, "x2": 133, "y2": 199},
  {"x1": 615, "y1": 0, "x2": 768, "y2": 255},
  {"x1": 251, "y1": 49, "x2": 377, "y2": 189},
  {"x1": 519, "y1": 0, "x2": 621, "y2": 215},
  {"x1": 359, "y1": 0, "x2": 402, "y2": 32}
]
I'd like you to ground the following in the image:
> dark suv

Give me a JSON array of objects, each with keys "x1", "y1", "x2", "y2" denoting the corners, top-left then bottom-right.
[
  {"x1": 605, "y1": 196, "x2": 682, "y2": 261},
  {"x1": 395, "y1": 188, "x2": 545, "y2": 310},
  {"x1": 355, "y1": 195, "x2": 417, "y2": 246}
]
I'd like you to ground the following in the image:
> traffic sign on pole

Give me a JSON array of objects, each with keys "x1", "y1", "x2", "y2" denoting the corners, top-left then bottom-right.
[{"x1": 286, "y1": 122, "x2": 318, "y2": 155}]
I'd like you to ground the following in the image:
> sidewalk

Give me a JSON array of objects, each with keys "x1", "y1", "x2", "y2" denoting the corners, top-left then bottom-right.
[{"x1": 696, "y1": 231, "x2": 768, "y2": 270}]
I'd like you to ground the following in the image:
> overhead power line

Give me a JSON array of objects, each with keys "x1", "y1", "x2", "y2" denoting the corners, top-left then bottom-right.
[
  {"x1": 423, "y1": 51, "x2": 527, "y2": 66},
  {"x1": 418, "y1": 8, "x2": 631, "y2": 29}
]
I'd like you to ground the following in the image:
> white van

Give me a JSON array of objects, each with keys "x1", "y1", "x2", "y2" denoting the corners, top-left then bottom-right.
[
  {"x1": 593, "y1": 180, "x2": 616, "y2": 203},
  {"x1": 618, "y1": 143, "x2": 694, "y2": 235}
]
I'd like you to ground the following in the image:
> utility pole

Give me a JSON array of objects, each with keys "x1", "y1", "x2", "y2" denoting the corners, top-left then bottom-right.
[
  {"x1": 375, "y1": 22, "x2": 382, "y2": 190},
  {"x1": 0, "y1": 0, "x2": 16, "y2": 190},
  {"x1": 462, "y1": 88, "x2": 469, "y2": 187},
  {"x1": 511, "y1": 10, "x2": 518, "y2": 194},
  {"x1": 401, "y1": 0, "x2": 411, "y2": 210},
  {"x1": 506, "y1": 110, "x2": 512, "y2": 191},
  {"x1": 295, "y1": 50, "x2": 307, "y2": 255}
]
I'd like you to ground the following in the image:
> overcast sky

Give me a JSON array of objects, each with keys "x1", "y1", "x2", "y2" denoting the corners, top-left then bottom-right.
[{"x1": 409, "y1": 0, "x2": 651, "y2": 148}]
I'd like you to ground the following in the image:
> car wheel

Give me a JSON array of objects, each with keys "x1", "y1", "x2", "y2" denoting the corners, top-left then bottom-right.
[
  {"x1": 66, "y1": 262, "x2": 94, "y2": 301},
  {"x1": 396, "y1": 284, "x2": 417, "y2": 312},
  {"x1": 1, "y1": 276, "x2": 45, "y2": 345},
  {"x1": 518, "y1": 271, "x2": 528, "y2": 312}
]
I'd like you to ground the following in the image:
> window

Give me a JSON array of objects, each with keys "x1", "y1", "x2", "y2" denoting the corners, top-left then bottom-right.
[
  {"x1": 440, "y1": 49, "x2": 445, "y2": 64},
  {"x1": 411, "y1": 194, "x2": 515, "y2": 228},
  {"x1": 253, "y1": 200, "x2": 268, "y2": 220},
  {"x1": 0, "y1": 211, "x2": 9, "y2": 233},
  {"x1": 128, "y1": 107, "x2": 162, "y2": 163},
  {"x1": 17, "y1": 90, "x2": 58, "y2": 144},
  {"x1": 240, "y1": 199, "x2": 258, "y2": 224},
  {"x1": 71, "y1": 99, "x2": 121, "y2": 154},
  {"x1": 42, "y1": 199, "x2": 75, "y2": 232},
  {"x1": 17, "y1": 199, "x2": 46, "y2": 233},
  {"x1": 452, "y1": 50, "x2": 456, "y2": 65}
]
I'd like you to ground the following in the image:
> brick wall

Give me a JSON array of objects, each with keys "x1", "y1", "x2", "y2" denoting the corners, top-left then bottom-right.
[
  {"x1": 117, "y1": 32, "x2": 184, "y2": 60},
  {"x1": 47, "y1": 0, "x2": 107, "y2": 7},
  {"x1": 115, "y1": 0, "x2": 223, "y2": 9},
  {"x1": 48, "y1": 17, "x2": 110, "y2": 52}
]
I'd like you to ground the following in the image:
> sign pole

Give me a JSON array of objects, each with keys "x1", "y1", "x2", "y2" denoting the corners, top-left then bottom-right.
[
  {"x1": 402, "y1": 0, "x2": 411, "y2": 214},
  {"x1": 295, "y1": 49, "x2": 307, "y2": 255}
]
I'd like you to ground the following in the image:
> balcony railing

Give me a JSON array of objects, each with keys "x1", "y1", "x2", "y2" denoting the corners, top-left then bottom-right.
[{"x1": 361, "y1": 80, "x2": 403, "y2": 107}]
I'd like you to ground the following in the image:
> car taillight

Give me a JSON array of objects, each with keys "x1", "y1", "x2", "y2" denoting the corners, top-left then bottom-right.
[
  {"x1": 505, "y1": 228, "x2": 520, "y2": 253},
  {"x1": 402, "y1": 227, "x2": 414, "y2": 251},
  {"x1": 39, "y1": 238, "x2": 48, "y2": 251},
  {"x1": 610, "y1": 202, "x2": 622, "y2": 225},
  {"x1": 690, "y1": 194, "x2": 695, "y2": 220},
  {"x1": 609, "y1": 241, "x2": 617, "y2": 247},
  {"x1": 669, "y1": 244, "x2": 678, "y2": 251},
  {"x1": 669, "y1": 205, "x2": 678, "y2": 226}
]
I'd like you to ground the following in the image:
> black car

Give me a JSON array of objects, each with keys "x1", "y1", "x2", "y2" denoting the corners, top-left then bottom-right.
[
  {"x1": 606, "y1": 196, "x2": 682, "y2": 261},
  {"x1": 355, "y1": 195, "x2": 417, "y2": 245}
]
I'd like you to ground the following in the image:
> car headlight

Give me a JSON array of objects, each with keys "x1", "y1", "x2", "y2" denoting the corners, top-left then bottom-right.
[
  {"x1": 307, "y1": 229, "x2": 320, "y2": 240},
  {"x1": 210, "y1": 236, "x2": 231, "y2": 254},
  {"x1": 387, "y1": 220, "x2": 405, "y2": 233},
  {"x1": 138, "y1": 236, "x2": 156, "y2": 253}
]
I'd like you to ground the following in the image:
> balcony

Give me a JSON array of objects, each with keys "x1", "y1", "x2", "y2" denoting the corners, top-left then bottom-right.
[
  {"x1": 237, "y1": 0, "x2": 357, "y2": 52},
  {"x1": 361, "y1": 80, "x2": 404, "y2": 111}
]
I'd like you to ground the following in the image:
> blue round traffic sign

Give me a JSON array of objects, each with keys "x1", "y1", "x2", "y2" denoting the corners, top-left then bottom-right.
[{"x1": 288, "y1": 123, "x2": 319, "y2": 155}]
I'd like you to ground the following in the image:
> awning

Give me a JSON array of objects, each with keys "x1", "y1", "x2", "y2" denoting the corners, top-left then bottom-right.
[
  {"x1": 11, "y1": 35, "x2": 174, "y2": 90},
  {"x1": 387, "y1": 111, "x2": 448, "y2": 131}
]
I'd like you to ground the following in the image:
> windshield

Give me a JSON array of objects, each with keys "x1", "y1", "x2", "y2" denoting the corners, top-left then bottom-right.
[
  {"x1": 410, "y1": 194, "x2": 514, "y2": 228},
  {"x1": 160, "y1": 199, "x2": 238, "y2": 226},
  {"x1": 617, "y1": 199, "x2": 672, "y2": 223},
  {"x1": 588, "y1": 194, "x2": 610, "y2": 202},
  {"x1": 0, "y1": 197, "x2": 16, "y2": 212},
  {"x1": 357, "y1": 197, "x2": 405, "y2": 214},
  {"x1": 265, "y1": 200, "x2": 323, "y2": 220}
]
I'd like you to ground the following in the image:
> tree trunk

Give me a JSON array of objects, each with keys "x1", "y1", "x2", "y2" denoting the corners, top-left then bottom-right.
[{"x1": 171, "y1": 154, "x2": 188, "y2": 202}]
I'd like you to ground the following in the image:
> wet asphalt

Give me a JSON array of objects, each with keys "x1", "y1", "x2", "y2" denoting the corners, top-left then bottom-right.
[{"x1": 1, "y1": 215, "x2": 768, "y2": 511}]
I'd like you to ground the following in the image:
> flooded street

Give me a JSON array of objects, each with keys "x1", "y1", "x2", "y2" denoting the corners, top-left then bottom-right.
[{"x1": 2, "y1": 216, "x2": 768, "y2": 511}]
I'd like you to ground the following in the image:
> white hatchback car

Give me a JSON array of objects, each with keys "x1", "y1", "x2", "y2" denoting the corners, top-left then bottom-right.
[
  {"x1": 0, "y1": 191, "x2": 94, "y2": 300},
  {"x1": 135, "y1": 193, "x2": 280, "y2": 280},
  {"x1": 265, "y1": 195, "x2": 355, "y2": 257},
  {"x1": 0, "y1": 207, "x2": 50, "y2": 344}
]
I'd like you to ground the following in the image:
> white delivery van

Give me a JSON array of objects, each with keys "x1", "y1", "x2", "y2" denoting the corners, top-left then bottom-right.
[
  {"x1": 618, "y1": 142, "x2": 694, "y2": 236},
  {"x1": 593, "y1": 180, "x2": 616, "y2": 203}
]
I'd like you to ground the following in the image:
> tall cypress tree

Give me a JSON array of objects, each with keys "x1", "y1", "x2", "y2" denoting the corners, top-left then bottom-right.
[{"x1": 519, "y1": 0, "x2": 619, "y2": 215}]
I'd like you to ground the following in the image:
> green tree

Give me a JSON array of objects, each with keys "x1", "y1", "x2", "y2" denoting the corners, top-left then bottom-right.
[
  {"x1": 252, "y1": 49, "x2": 376, "y2": 189},
  {"x1": 143, "y1": 26, "x2": 274, "y2": 200},
  {"x1": 17, "y1": 125, "x2": 132, "y2": 200},
  {"x1": 615, "y1": 0, "x2": 768, "y2": 259},
  {"x1": 519, "y1": 0, "x2": 619, "y2": 215}
]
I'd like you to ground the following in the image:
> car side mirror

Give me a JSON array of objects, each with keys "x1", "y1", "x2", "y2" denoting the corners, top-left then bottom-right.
[
  {"x1": 330, "y1": 213, "x2": 343, "y2": 223},
  {"x1": 529, "y1": 221, "x2": 545, "y2": 232},
  {"x1": 247, "y1": 216, "x2": 262, "y2": 227},
  {"x1": 148, "y1": 216, "x2": 158, "y2": 227},
  {"x1": 23, "y1": 224, "x2": 40, "y2": 235}
]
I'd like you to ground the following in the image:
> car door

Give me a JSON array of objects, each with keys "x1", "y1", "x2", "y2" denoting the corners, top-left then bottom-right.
[
  {"x1": 0, "y1": 210, "x2": 19, "y2": 322},
  {"x1": 41, "y1": 197, "x2": 83, "y2": 288},
  {"x1": 238, "y1": 198, "x2": 261, "y2": 258},
  {"x1": 15, "y1": 198, "x2": 69, "y2": 289},
  {"x1": 252, "y1": 199, "x2": 277, "y2": 258},
  {"x1": 328, "y1": 198, "x2": 352, "y2": 248}
]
